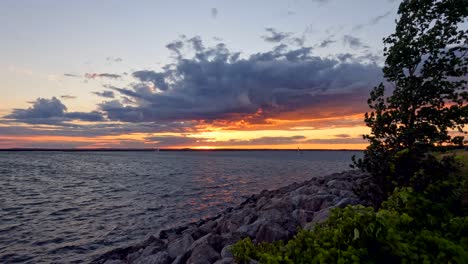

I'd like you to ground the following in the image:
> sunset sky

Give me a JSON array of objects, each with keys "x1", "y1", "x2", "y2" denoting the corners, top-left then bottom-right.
[{"x1": 0, "y1": 0, "x2": 402, "y2": 149}]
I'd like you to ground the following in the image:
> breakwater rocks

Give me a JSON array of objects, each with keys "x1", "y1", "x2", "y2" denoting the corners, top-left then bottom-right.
[{"x1": 93, "y1": 170, "x2": 371, "y2": 264}]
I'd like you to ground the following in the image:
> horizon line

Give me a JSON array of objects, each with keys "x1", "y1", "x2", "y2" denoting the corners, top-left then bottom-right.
[{"x1": 0, "y1": 148, "x2": 364, "y2": 152}]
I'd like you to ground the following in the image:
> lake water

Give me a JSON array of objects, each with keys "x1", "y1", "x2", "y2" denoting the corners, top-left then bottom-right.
[{"x1": 0, "y1": 150, "x2": 361, "y2": 263}]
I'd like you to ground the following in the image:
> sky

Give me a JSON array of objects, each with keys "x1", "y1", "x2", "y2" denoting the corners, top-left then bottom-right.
[{"x1": 0, "y1": 0, "x2": 403, "y2": 149}]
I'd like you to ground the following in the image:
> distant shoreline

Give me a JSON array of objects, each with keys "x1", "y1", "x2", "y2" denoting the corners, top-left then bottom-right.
[{"x1": 0, "y1": 148, "x2": 363, "y2": 152}]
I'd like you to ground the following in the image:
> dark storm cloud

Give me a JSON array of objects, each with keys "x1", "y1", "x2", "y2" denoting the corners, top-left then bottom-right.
[
  {"x1": 61, "y1": 95, "x2": 77, "y2": 99},
  {"x1": 4, "y1": 97, "x2": 104, "y2": 124},
  {"x1": 93, "y1": 91, "x2": 115, "y2": 98},
  {"x1": 262, "y1": 28, "x2": 292, "y2": 43},
  {"x1": 0, "y1": 120, "x2": 197, "y2": 138},
  {"x1": 85, "y1": 73, "x2": 121, "y2": 79},
  {"x1": 65, "y1": 111, "x2": 104, "y2": 122},
  {"x1": 343, "y1": 35, "x2": 369, "y2": 49},
  {"x1": 132, "y1": 71, "x2": 169, "y2": 91},
  {"x1": 95, "y1": 37, "x2": 382, "y2": 124}
]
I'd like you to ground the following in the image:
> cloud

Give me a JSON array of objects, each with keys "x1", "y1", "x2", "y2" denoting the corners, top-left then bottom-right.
[
  {"x1": 303, "y1": 137, "x2": 366, "y2": 144},
  {"x1": 93, "y1": 91, "x2": 115, "y2": 98},
  {"x1": 334, "y1": 134, "x2": 351, "y2": 138},
  {"x1": 318, "y1": 39, "x2": 336, "y2": 48},
  {"x1": 311, "y1": 0, "x2": 331, "y2": 3},
  {"x1": 211, "y1": 8, "x2": 218, "y2": 19},
  {"x1": 106, "y1": 56, "x2": 123, "y2": 63},
  {"x1": 4, "y1": 97, "x2": 104, "y2": 124},
  {"x1": 132, "y1": 71, "x2": 169, "y2": 91},
  {"x1": 61, "y1": 95, "x2": 77, "y2": 100},
  {"x1": 93, "y1": 37, "x2": 382, "y2": 126},
  {"x1": 343, "y1": 35, "x2": 369, "y2": 49},
  {"x1": 146, "y1": 135, "x2": 207, "y2": 146},
  {"x1": 353, "y1": 11, "x2": 392, "y2": 31},
  {"x1": 370, "y1": 11, "x2": 392, "y2": 24},
  {"x1": 64, "y1": 73, "x2": 80, "y2": 78},
  {"x1": 144, "y1": 135, "x2": 365, "y2": 147},
  {"x1": 262, "y1": 28, "x2": 292, "y2": 43},
  {"x1": 64, "y1": 111, "x2": 105, "y2": 122},
  {"x1": 223, "y1": 136, "x2": 306, "y2": 145},
  {"x1": 85, "y1": 73, "x2": 121, "y2": 79}
]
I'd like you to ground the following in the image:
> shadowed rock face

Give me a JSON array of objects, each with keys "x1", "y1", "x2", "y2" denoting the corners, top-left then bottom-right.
[{"x1": 92, "y1": 170, "x2": 371, "y2": 264}]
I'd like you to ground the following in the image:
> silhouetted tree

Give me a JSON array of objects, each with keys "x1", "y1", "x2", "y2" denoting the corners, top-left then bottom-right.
[{"x1": 354, "y1": 0, "x2": 468, "y2": 198}]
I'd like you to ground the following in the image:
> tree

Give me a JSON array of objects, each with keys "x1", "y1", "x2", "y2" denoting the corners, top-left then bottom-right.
[{"x1": 354, "y1": 0, "x2": 468, "y2": 198}]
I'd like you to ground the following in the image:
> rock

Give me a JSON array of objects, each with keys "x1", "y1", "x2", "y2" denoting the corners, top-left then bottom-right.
[
  {"x1": 198, "y1": 220, "x2": 217, "y2": 234},
  {"x1": 255, "y1": 223, "x2": 290, "y2": 243},
  {"x1": 182, "y1": 226, "x2": 206, "y2": 241},
  {"x1": 335, "y1": 197, "x2": 360, "y2": 208},
  {"x1": 171, "y1": 252, "x2": 190, "y2": 264},
  {"x1": 190, "y1": 233, "x2": 224, "y2": 252},
  {"x1": 167, "y1": 234, "x2": 194, "y2": 258},
  {"x1": 220, "y1": 245, "x2": 233, "y2": 258},
  {"x1": 128, "y1": 249, "x2": 144, "y2": 263},
  {"x1": 304, "y1": 207, "x2": 333, "y2": 230},
  {"x1": 326, "y1": 179, "x2": 352, "y2": 190},
  {"x1": 133, "y1": 251, "x2": 171, "y2": 264},
  {"x1": 292, "y1": 209, "x2": 314, "y2": 227},
  {"x1": 104, "y1": 260, "x2": 126, "y2": 264},
  {"x1": 292, "y1": 194, "x2": 335, "y2": 211},
  {"x1": 139, "y1": 238, "x2": 167, "y2": 257},
  {"x1": 214, "y1": 257, "x2": 235, "y2": 264},
  {"x1": 95, "y1": 170, "x2": 370, "y2": 264},
  {"x1": 187, "y1": 243, "x2": 220, "y2": 264}
]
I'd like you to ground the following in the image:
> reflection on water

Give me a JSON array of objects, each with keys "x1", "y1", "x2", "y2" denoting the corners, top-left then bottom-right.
[{"x1": 0, "y1": 150, "x2": 361, "y2": 263}]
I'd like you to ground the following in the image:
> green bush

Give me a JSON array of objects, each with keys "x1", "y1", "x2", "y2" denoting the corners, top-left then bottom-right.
[
  {"x1": 232, "y1": 193, "x2": 467, "y2": 263},
  {"x1": 232, "y1": 167, "x2": 468, "y2": 264}
]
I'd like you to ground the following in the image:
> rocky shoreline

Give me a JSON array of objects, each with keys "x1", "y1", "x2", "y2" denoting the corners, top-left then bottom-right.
[{"x1": 92, "y1": 170, "x2": 371, "y2": 264}]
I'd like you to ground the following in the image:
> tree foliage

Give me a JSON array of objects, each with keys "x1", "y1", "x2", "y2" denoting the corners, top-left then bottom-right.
[{"x1": 353, "y1": 0, "x2": 468, "y2": 196}]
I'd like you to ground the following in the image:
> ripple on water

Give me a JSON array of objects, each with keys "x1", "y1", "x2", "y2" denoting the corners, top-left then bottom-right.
[{"x1": 0, "y1": 150, "x2": 361, "y2": 263}]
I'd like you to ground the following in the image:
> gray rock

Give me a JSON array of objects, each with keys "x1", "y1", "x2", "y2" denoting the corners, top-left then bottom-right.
[
  {"x1": 255, "y1": 223, "x2": 290, "y2": 242},
  {"x1": 220, "y1": 245, "x2": 233, "y2": 258},
  {"x1": 139, "y1": 238, "x2": 167, "y2": 258},
  {"x1": 104, "y1": 260, "x2": 126, "y2": 264},
  {"x1": 133, "y1": 251, "x2": 171, "y2": 264},
  {"x1": 95, "y1": 170, "x2": 370, "y2": 264},
  {"x1": 190, "y1": 233, "x2": 224, "y2": 252},
  {"x1": 326, "y1": 179, "x2": 345, "y2": 189},
  {"x1": 292, "y1": 194, "x2": 335, "y2": 211},
  {"x1": 167, "y1": 233, "x2": 194, "y2": 258},
  {"x1": 305, "y1": 207, "x2": 334, "y2": 230},
  {"x1": 214, "y1": 258, "x2": 235, "y2": 264},
  {"x1": 198, "y1": 220, "x2": 217, "y2": 234},
  {"x1": 128, "y1": 249, "x2": 144, "y2": 263},
  {"x1": 335, "y1": 197, "x2": 360, "y2": 208},
  {"x1": 187, "y1": 243, "x2": 220, "y2": 264},
  {"x1": 292, "y1": 209, "x2": 314, "y2": 227}
]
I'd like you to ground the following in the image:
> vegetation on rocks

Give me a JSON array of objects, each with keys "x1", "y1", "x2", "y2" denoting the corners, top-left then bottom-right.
[
  {"x1": 232, "y1": 0, "x2": 467, "y2": 263},
  {"x1": 232, "y1": 153, "x2": 467, "y2": 263}
]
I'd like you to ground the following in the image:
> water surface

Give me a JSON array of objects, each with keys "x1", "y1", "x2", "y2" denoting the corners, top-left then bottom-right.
[{"x1": 0, "y1": 150, "x2": 361, "y2": 263}]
